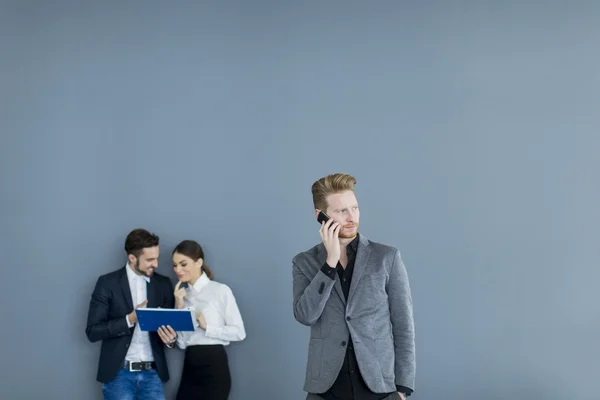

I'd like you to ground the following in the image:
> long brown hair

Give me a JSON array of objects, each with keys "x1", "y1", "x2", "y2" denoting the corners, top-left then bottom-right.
[{"x1": 172, "y1": 240, "x2": 213, "y2": 280}]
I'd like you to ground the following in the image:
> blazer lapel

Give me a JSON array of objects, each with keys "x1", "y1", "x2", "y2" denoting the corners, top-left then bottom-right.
[
  {"x1": 333, "y1": 274, "x2": 346, "y2": 306},
  {"x1": 348, "y1": 235, "x2": 371, "y2": 304},
  {"x1": 119, "y1": 267, "x2": 134, "y2": 311}
]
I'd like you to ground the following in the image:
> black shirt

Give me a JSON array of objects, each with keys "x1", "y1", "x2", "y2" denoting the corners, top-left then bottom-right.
[{"x1": 318, "y1": 235, "x2": 412, "y2": 399}]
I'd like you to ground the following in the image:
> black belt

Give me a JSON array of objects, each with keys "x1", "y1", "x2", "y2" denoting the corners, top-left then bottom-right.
[{"x1": 124, "y1": 361, "x2": 156, "y2": 372}]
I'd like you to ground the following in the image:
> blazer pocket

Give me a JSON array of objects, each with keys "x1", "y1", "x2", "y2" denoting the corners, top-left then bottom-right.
[
  {"x1": 375, "y1": 336, "x2": 395, "y2": 379},
  {"x1": 307, "y1": 338, "x2": 323, "y2": 379}
]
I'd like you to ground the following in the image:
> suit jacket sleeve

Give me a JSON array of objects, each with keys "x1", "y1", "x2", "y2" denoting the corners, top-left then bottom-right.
[
  {"x1": 292, "y1": 258, "x2": 337, "y2": 326},
  {"x1": 85, "y1": 276, "x2": 130, "y2": 342},
  {"x1": 387, "y1": 249, "x2": 416, "y2": 390}
]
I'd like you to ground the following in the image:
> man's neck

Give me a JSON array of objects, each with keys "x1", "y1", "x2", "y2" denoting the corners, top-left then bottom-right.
[
  {"x1": 128, "y1": 263, "x2": 142, "y2": 276},
  {"x1": 338, "y1": 236, "x2": 355, "y2": 249},
  {"x1": 338, "y1": 236, "x2": 356, "y2": 268}
]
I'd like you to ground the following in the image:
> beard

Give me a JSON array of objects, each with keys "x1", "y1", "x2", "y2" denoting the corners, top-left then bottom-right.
[
  {"x1": 134, "y1": 259, "x2": 154, "y2": 277},
  {"x1": 338, "y1": 223, "x2": 359, "y2": 239}
]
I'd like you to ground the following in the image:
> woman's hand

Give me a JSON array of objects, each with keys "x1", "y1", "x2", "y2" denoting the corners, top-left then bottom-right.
[
  {"x1": 157, "y1": 325, "x2": 177, "y2": 347},
  {"x1": 174, "y1": 281, "x2": 187, "y2": 309}
]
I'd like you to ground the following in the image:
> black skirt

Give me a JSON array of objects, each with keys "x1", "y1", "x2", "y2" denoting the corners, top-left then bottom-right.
[{"x1": 176, "y1": 344, "x2": 231, "y2": 400}]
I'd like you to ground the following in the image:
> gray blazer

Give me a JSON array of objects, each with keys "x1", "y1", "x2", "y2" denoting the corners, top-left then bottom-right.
[{"x1": 292, "y1": 234, "x2": 415, "y2": 394}]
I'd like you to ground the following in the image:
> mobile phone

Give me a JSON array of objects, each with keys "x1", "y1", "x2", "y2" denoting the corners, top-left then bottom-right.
[{"x1": 317, "y1": 210, "x2": 331, "y2": 225}]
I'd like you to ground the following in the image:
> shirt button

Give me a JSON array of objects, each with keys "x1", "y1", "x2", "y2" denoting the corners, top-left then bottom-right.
[
  {"x1": 346, "y1": 316, "x2": 351, "y2": 321},
  {"x1": 341, "y1": 341, "x2": 347, "y2": 346}
]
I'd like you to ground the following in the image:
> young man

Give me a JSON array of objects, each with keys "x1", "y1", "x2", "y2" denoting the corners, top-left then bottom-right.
[
  {"x1": 86, "y1": 228, "x2": 177, "y2": 400},
  {"x1": 292, "y1": 173, "x2": 416, "y2": 400}
]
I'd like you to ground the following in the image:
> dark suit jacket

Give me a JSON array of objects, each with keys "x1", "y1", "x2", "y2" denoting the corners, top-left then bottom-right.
[{"x1": 85, "y1": 266, "x2": 175, "y2": 383}]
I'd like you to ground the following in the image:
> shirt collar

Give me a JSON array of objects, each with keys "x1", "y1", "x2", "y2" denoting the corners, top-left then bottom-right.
[
  {"x1": 348, "y1": 233, "x2": 360, "y2": 252},
  {"x1": 190, "y1": 271, "x2": 210, "y2": 292},
  {"x1": 126, "y1": 262, "x2": 150, "y2": 283}
]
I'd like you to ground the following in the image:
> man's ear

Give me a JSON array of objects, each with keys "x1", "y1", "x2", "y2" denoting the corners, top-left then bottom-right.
[
  {"x1": 127, "y1": 254, "x2": 137, "y2": 266},
  {"x1": 315, "y1": 209, "x2": 321, "y2": 218}
]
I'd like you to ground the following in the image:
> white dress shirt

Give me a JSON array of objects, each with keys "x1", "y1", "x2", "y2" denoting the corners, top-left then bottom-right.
[
  {"x1": 124, "y1": 263, "x2": 154, "y2": 362},
  {"x1": 176, "y1": 272, "x2": 246, "y2": 349}
]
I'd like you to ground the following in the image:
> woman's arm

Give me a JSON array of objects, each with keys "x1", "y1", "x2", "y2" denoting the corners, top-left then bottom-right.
[{"x1": 204, "y1": 286, "x2": 246, "y2": 342}]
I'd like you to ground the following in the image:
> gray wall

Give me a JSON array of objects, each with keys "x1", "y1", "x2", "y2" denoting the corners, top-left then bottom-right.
[{"x1": 1, "y1": 1, "x2": 599, "y2": 399}]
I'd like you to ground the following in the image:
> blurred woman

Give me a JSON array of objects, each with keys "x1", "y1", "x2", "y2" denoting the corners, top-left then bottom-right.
[{"x1": 171, "y1": 240, "x2": 246, "y2": 400}]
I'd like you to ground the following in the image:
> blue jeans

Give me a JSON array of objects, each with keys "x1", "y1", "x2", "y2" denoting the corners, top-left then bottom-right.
[{"x1": 102, "y1": 368, "x2": 165, "y2": 400}]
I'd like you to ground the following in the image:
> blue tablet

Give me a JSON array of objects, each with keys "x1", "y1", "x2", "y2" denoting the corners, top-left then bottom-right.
[{"x1": 136, "y1": 308, "x2": 196, "y2": 331}]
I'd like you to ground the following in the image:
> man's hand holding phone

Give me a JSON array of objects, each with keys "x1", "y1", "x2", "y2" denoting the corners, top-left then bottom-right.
[{"x1": 318, "y1": 211, "x2": 341, "y2": 267}]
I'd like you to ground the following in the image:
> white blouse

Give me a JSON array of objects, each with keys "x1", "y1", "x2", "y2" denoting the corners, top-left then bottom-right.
[{"x1": 176, "y1": 272, "x2": 246, "y2": 349}]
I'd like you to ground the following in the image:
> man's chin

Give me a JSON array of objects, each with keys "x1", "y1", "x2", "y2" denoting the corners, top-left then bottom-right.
[{"x1": 339, "y1": 230, "x2": 358, "y2": 239}]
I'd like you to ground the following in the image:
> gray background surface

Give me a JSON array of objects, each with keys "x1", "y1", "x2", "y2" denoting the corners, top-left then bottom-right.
[{"x1": 1, "y1": 1, "x2": 599, "y2": 399}]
